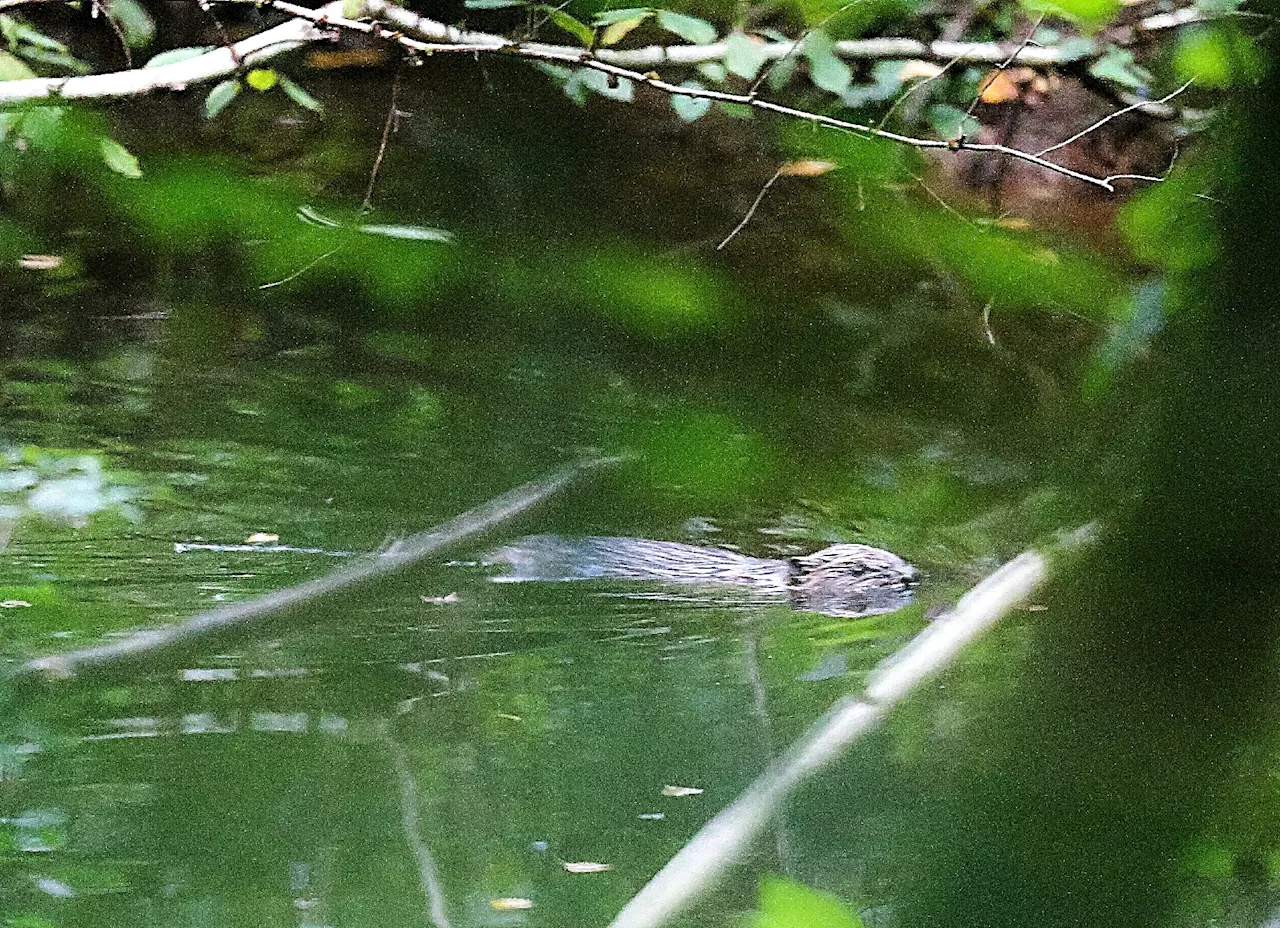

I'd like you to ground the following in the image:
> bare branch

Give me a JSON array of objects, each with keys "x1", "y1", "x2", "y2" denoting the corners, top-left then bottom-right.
[
  {"x1": 9, "y1": 457, "x2": 610, "y2": 687},
  {"x1": 607, "y1": 547, "x2": 1051, "y2": 928},
  {"x1": 1036, "y1": 78, "x2": 1194, "y2": 158},
  {"x1": 0, "y1": 1, "x2": 340, "y2": 104}
]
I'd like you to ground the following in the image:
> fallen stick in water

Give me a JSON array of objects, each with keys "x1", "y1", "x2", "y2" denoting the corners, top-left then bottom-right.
[
  {"x1": 607, "y1": 546, "x2": 1052, "y2": 928},
  {"x1": 10, "y1": 458, "x2": 608, "y2": 688}
]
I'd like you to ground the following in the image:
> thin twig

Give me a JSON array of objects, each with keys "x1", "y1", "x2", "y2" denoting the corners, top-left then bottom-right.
[
  {"x1": 876, "y1": 50, "x2": 966, "y2": 132},
  {"x1": 258, "y1": 245, "x2": 340, "y2": 289},
  {"x1": 362, "y1": 63, "x2": 404, "y2": 214},
  {"x1": 9, "y1": 457, "x2": 610, "y2": 687},
  {"x1": 607, "y1": 547, "x2": 1051, "y2": 928},
  {"x1": 748, "y1": 0, "x2": 866, "y2": 97},
  {"x1": 965, "y1": 11, "x2": 1044, "y2": 120},
  {"x1": 1036, "y1": 78, "x2": 1194, "y2": 158},
  {"x1": 717, "y1": 165, "x2": 783, "y2": 250}
]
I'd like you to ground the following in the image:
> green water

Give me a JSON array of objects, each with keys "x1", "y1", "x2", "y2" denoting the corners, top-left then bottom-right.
[{"x1": 0, "y1": 66, "x2": 1102, "y2": 928}]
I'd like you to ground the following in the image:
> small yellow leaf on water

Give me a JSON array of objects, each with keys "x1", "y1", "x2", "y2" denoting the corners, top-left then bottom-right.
[
  {"x1": 662, "y1": 784, "x2": 704, "y2": 797},
  {"x1": 245, "y1": 532, "x2": 279, "y2": 545},
  {"x1": 491, "y1": 897, "x2": 534, "y2": 910},
  {"x1": 563, "y1": 861, "x2": 612, "y2": 873},
  {"x1": 496, "y1": 713, "x2": 523, "y2": 722},
  {"x1": 778, "y1": 160, "x2": 838, "y2": 178},
  {"x1": 1026, "y1": 603, "x2": 1049, "y2": 612}
]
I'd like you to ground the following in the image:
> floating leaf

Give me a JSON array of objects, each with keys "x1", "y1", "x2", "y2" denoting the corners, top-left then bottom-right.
[
  {"x1": 246, "y1": 67, "x2": 277, "y2": 91},
  {"x1": 145, "y1": 45, "x2": 213, "y2": 67},
  {"x1": 724, "y1": 32, "x2": 768, "y2": 79},
  {"x1": 804, "y1": 30, "x2": 851, "y2": 95},
  {"x1": 670, "y1": 80, "x2": 711, "y2": 121},
  {"x1": 245, "y1": 532, "x2": 280, "y2": 544},
  {"x1": 656, "y1": 9, "x2": 716, "y2": 44},
  {"x1": 662, "y1": 784, "x2": 704, "y2": 797},
  {"x1": 601, "y1": 13, "x2": 648, "y2": 44},
  {"x1": 779, "y1": 159, "x2": 838, "y2": 177},
  {"x1": 107, "y1": 0, "x2": 155, "y2": 47},
  {"x1": 19, "y1": 254, "x2": 62, "y2": 270},
  {"x1": 465, "y1": 0, "x2": 526, "y2": 7},
  {"x1": 0, "y1": 50, "x2": 36, "y2": 80},
  {"x1": 563, "y1": 861, "x2": 612, "y2": 873},
  {"x1": 204, "y1": 78, "x2": 240, "y2": 119},
  {"x1": 355, "y1": 223, "x2": 455, "y2": 242},
  {"x1": 99, "y1": 137, "x2": 142, "y2": 178},
  {"x1": 491, "y1": 898, "x2": 535, "y2": 910},
  {"x1": 538, "y1": 6, "x2": 595, "y2": 45}
]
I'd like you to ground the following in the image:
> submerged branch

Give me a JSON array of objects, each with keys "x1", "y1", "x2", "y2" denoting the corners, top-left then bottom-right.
[
  {"x1": 607, "y1": 547, "x2": 1050, "y2": 928},
  {"x1": 10, "y1": 458, "x2": 606, "y2": 687}
]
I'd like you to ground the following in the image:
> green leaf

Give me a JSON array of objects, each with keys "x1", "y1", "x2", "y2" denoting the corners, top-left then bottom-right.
[
  {"x1": 279, "y1": 75, "x2": 324, "y2": 112},
  {"x1": 600, "y1": 14, "x2": 648, "y2": 45},
  {"x1": 696, "y1": 60, "x2": 726, "y2": 82},
  {"x1": 99, "y1": 137, "x2": 142, "y2": 178},
  {"x1": 928, "y1": 103, "x2": 979, "y2": 139},
  {"x1": 145, "y1": 45, "x2": 213, "y2": 67},
  {"x1": 342, "y1": 0, "x2": 363, "y2": 15},
  {"x1": 1055, "y1": 36, "x2": 1097, "y2": 60},
  {"x1": 1173, "y1": 23, "x2": 1261, "y2": 88},
  {"x1": 570, "y1": 66, "x2": 634, "y2": 101},
  {"x1": 724, "y1": 32, "x2": 768, "y2": 79},
  {"x1": 0, "y1": 49, "x2": 36, "y2": 80},
  {"x1": 594, "y1": 6, "x2": 651, "y2": 23},
  {"x1": 204, "y1": 78, "x2": 240, "y2": 119},
  {"x1": 246, "y1": 67, "x2": 277, "y2": 91},
  {"x1": 107, "y1": 0, "x2": 156, "y2": 47},
  {"x1": 803, "y1": 30, "x2": 851, "y2": 95},
  {"x1": 1019, "y1": 0, "x2": 1119, "y2": 30},
  {"x1": 753, "y1": 876, "x2": 865, "y2": 928},
  {"x1": 539, "y1": 5, "x2": 595, "y2": 45},
  {"x1": 1087, "y1": 45, "x2": 1152, "y2": 90},
  {"x1": 4, "y1": 17, "x2": 70, "y2": 53},
  {"x1": 465, "y1": 0, "x2": 527, "y2": 7},
  {"x1": 656, "y1": 9, "x2": 716, "y2": 44},
  {"x1": 18, "y1": 45, "x2": 90, "y2": 73},
  {"x1": 671, "y1": 80, "x2": 711, "y2": 121}
]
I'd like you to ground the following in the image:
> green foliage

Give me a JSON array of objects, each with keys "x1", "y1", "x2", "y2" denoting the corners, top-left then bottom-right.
[
  {"x1": 752, "y1": 876, "x2": 865, "y2": 928},
  {"x1": 204, "y1": 78, "x2": 240, "y2": 119},
  {"x1": 0, "y1": 14, "x2": 88, "y2": 74},
  {"x1": 540, "y1": 5, "x2": 597, "y2": 45},
  {"x1": 99, "y1": 137, "x2": 142, "y2": 178},
  {"x1": 1119, "y1": 163, "x2": 1219, "y2": 274},
  {"x1": 671, "y1": 80, "x2": 712, "y2": 120},
  {"x1": 278, "y1": 74, "x2": 324, "y2": 112},
  {"x1": 724, "y1": 32, "x2": 769, "y2": 78},
  {"x1": 656, "y1": 9, "x2": 718, "y2": 43},
  {"x1": 144, "y1": 45, "x2": 213, "y2": 67},
  {"x1": 106, "y1": 0, "x2": 156, "y2": 48},
  {"x1": 1019, "y1": 0, "x2": 1119, "y2": 31},
  {"x1": 246, "y1": 68, "x2": 278, "y2": 92},
  {"x1": 1174, "y1": 24, "x2": 1263, "y2": 88},
  {"x1": 803, "y1": 30, "x2": 852, "y2": 95},
  {"x1": 1088, "y1": 45, "x2": 1152, "y2": 89}
]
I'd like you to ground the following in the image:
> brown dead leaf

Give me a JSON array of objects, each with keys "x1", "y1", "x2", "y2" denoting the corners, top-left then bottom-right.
[
  {"x1": 563, "y1": 861, "x2": 612, "y2": 873},
  {"x1": 899, "y1": 59, "x2": 944, "y2": 81},
  {"x1": 245, "y1": 532, "x2": 279, "y2": 545},
  {"x1": 662, "y1": 784, "x2": 704, "y2": 797},
  {"x1": 979, "y1": 70, "x2": 1022, "y2": 104},
  {"x1": 778, "y1": 160, "x2": 838, "y2": 178}
]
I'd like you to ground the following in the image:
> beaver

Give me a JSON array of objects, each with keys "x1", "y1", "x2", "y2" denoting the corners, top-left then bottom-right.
[{"x1": 485, "y1": 535, "x2": 918, "y2": 618}]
